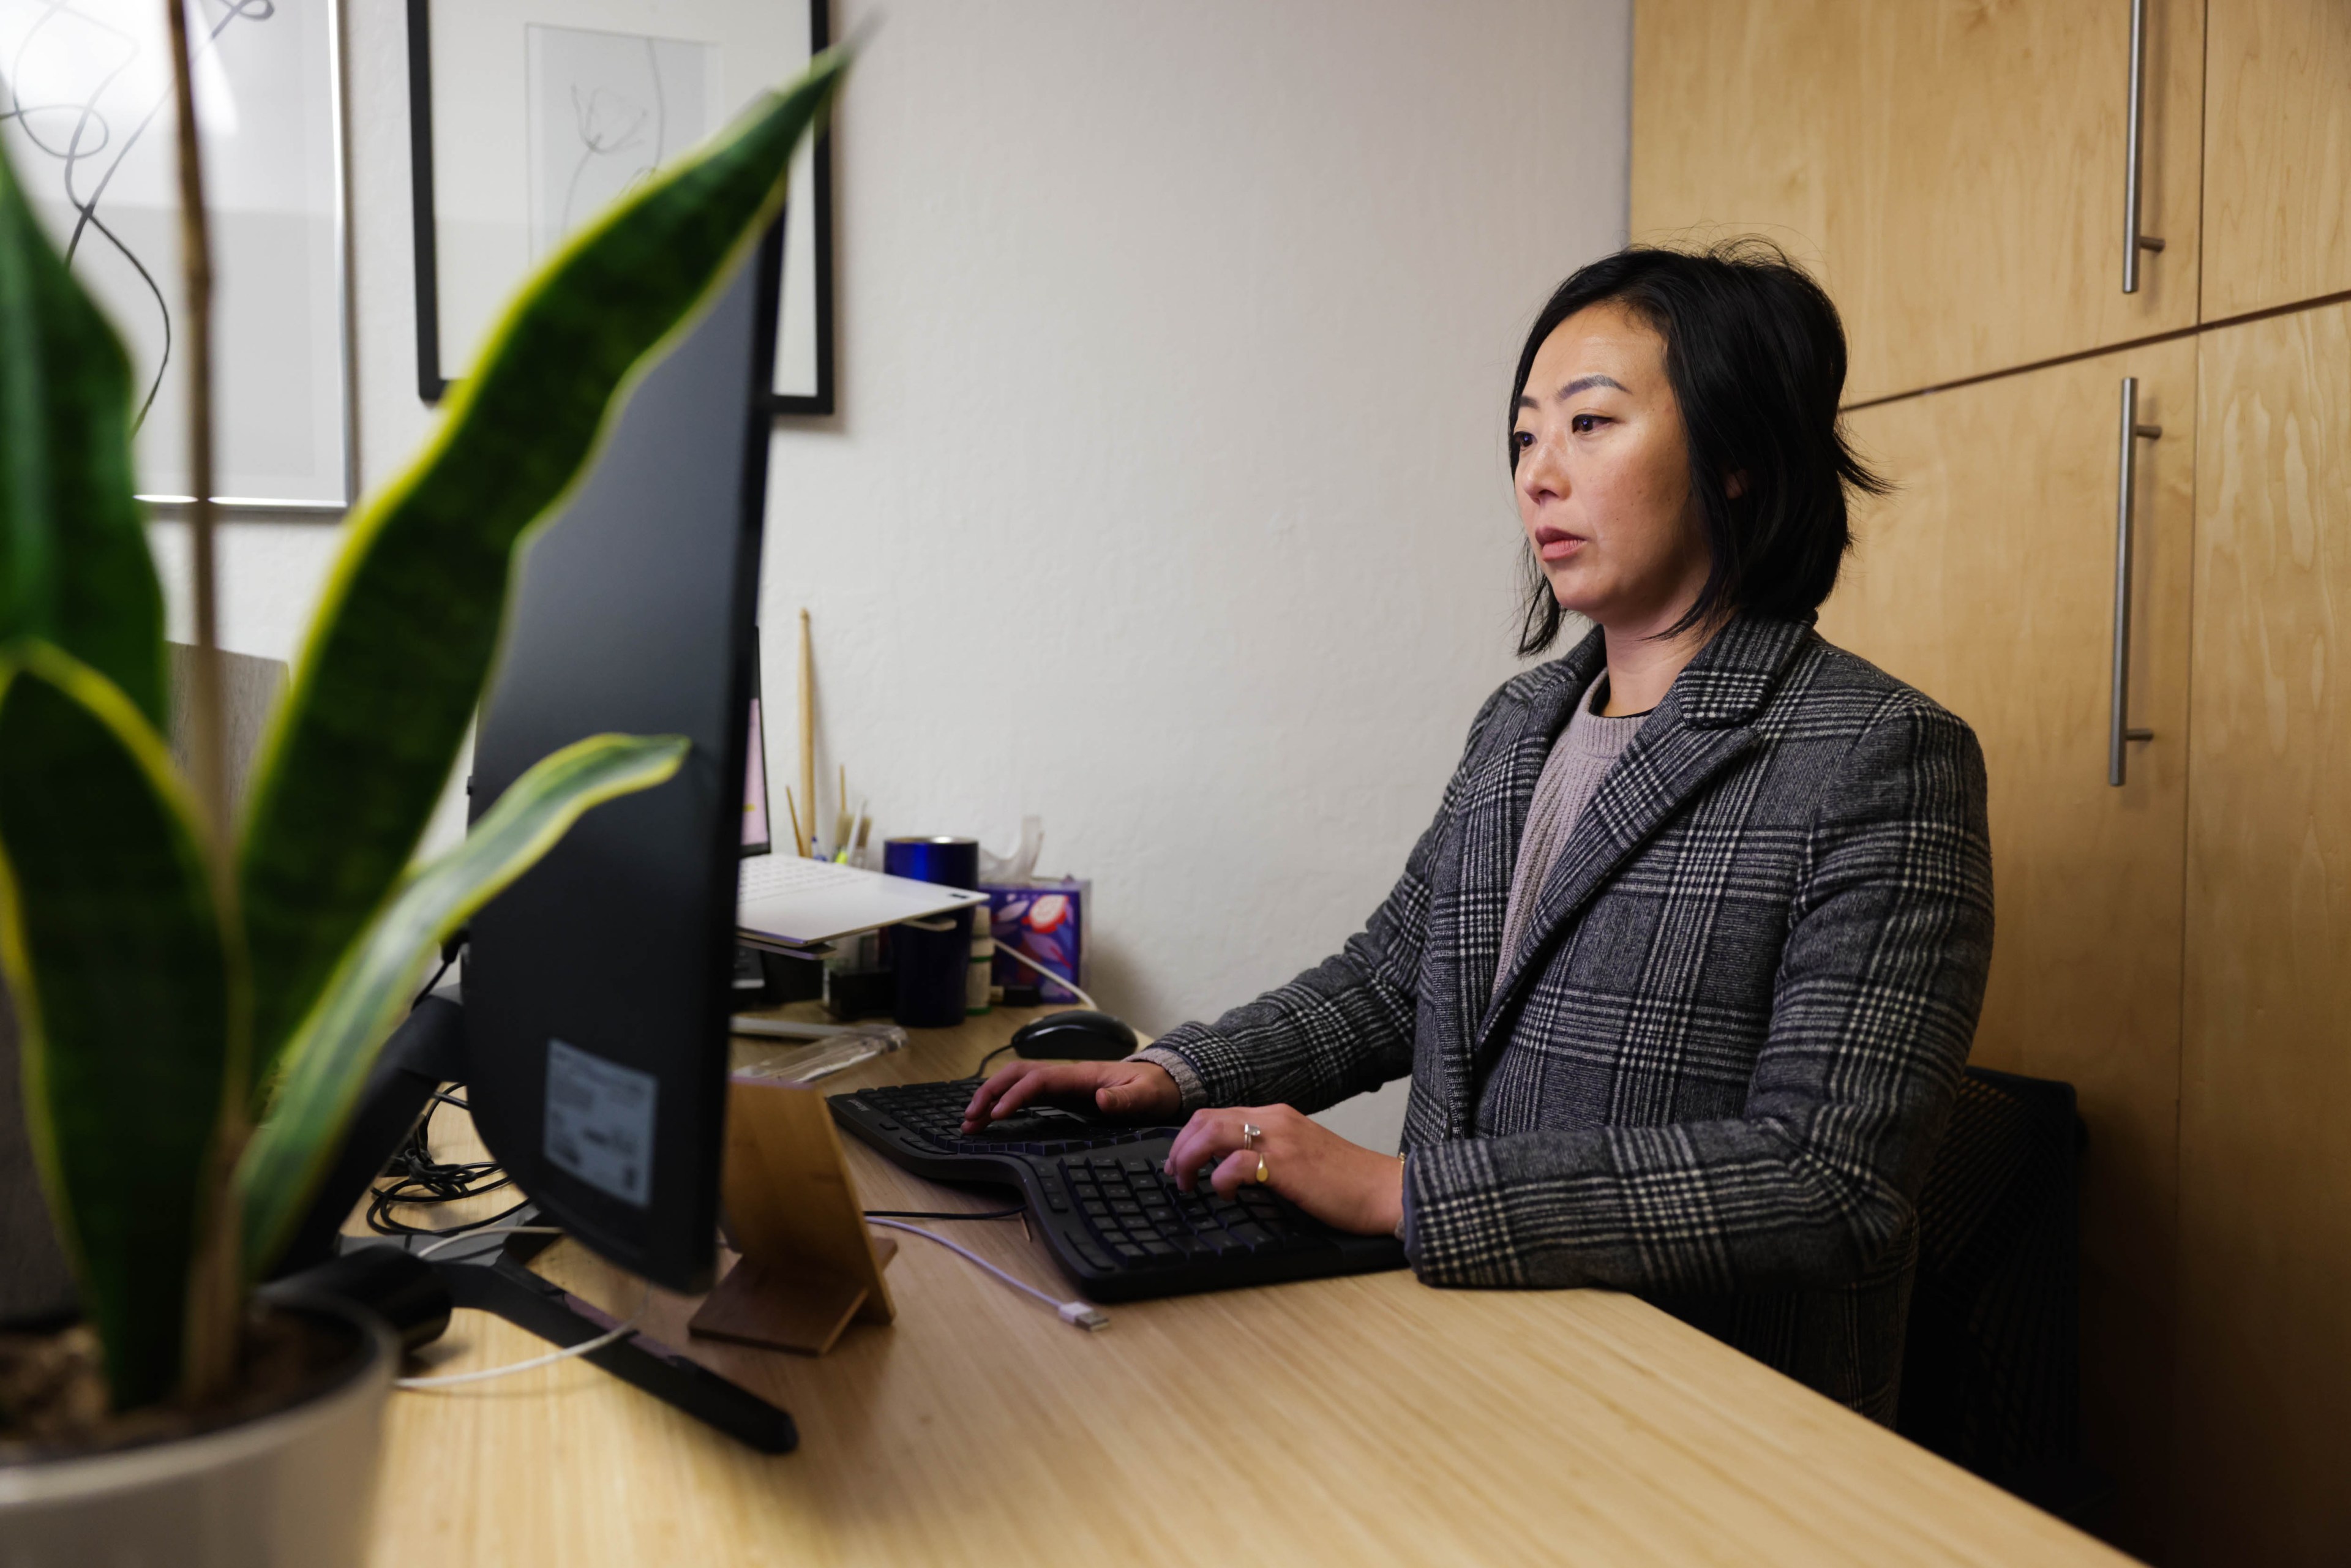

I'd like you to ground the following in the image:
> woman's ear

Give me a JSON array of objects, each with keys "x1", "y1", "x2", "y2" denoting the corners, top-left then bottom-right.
[{"x1": 1725, "y1": 470, "x2": 1750, "y2": 499}]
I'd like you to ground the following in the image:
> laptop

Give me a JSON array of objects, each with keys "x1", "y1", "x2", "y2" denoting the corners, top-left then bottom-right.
[{"x1": 734, "y1": 674, "x2": 984, "y2": 950}]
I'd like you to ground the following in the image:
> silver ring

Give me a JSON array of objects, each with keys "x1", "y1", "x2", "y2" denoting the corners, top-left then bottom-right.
[{"x1": 1242, "y1": 1122, "x2": 1262, "y2": 1150}]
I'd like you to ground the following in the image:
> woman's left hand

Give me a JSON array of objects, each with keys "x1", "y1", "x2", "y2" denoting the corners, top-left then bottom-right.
[{"x1": 1164, "y1": 1103, "x2": 1405, "y2": 1237}]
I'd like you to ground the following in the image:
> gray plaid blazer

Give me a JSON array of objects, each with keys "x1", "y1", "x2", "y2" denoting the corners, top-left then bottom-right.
[{"x1": 1150, "y1": 614, "x2": 1994, "y2": 1421}]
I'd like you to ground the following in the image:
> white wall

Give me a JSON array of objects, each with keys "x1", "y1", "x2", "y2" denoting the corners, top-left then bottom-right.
[{"x1": 162, "y1": 0, "x2": 1631, "y2": 1147}]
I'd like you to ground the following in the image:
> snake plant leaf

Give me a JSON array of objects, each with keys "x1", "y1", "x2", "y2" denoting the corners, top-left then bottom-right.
[
  {"x1": 237, "y1": 731, "x2": 687, "y2": 1277},
  {"x1": 236, "y1": 51, "x2": 847, "y2": 1090},
  {"x1": 0, "y1": 130, "x2": 166, "y2": 727},
  {"x1": 0, "y1": 642, "x2": 234, "y2": 1409}
]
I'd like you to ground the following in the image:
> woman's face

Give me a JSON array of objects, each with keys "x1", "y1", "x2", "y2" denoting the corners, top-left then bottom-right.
[{"x1": 1512, "y1": 303, "x2": 1712, "y2": 634}]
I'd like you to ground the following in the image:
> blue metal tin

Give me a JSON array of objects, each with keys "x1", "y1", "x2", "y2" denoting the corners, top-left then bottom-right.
[
  {"x1": 883, "y1": 836, "x2": 980, "y2": 891},
  {"x1": 883, "y1": 836, "x2": 980, "y2": 1027}
]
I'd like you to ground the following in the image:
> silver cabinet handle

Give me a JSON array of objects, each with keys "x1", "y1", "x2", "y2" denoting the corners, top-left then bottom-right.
[
  {"x1": 2110, "y1": 377, "x2": 2162, "y2": 786},
  {"x1": 2123, "y1": 0, "x2": 2166, "y2": 292}
]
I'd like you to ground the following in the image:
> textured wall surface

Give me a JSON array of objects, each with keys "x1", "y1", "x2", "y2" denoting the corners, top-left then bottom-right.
[{"x1": 155, "y1": 0, "x2": 1632, "y2": 1147}]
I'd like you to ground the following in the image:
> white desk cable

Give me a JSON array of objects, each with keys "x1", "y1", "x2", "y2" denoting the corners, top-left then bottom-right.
[
  {"x1": 411, "y1": 1224, "x2": 567, "y2": 1261},
  {"x1": 990, "y1": 941, "x2": 1098, "y2": 1013},
  {"x1": 866, "y1": 1218, "x2": 1108, "y2": 1332},
  {"x1": 394, "y1": 1226, "x2": 653, "y2": 1391}
]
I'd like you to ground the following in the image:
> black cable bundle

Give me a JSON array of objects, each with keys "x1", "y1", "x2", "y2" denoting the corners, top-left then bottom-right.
[{"x1": 364, "y1": 1090, "x2": 529, "y2": 1239}]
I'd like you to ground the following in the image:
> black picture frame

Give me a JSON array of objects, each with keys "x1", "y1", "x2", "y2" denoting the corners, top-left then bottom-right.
[{"x1": 405, "y1": 0, "x2": 836, "y2": 417}]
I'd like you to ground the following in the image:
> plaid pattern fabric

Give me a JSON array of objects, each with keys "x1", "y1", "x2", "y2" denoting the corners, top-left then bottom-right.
[{"x1": 1150, "y1": 615, "x2": 1993, "y2": 1421}]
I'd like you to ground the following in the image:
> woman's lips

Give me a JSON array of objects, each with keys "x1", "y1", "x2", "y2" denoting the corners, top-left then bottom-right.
[{"x1": 1535, "y1": 527, "x2": 1584, "y2": 562}]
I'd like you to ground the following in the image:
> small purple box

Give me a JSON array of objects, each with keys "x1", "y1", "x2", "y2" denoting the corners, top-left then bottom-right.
[{"x1": 986, "y1": 879, "x2": 1089, "y2": 1004}]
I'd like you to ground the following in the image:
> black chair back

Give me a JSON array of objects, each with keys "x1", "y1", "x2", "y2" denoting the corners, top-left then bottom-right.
[{"x1": 1899, "y1": 1065, "x2": 2109, "y2": 1518}]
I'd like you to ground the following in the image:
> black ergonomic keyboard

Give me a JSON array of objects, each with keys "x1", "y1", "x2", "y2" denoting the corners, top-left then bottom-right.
[{"x1": 828, "y1": 1078, "x2": 1406, "y2": 1302}]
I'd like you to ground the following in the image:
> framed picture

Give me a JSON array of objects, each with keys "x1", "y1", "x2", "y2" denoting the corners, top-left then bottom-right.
[
  {"x1": 406, "y1": 0, "x2": 834, "y2": 416},
  {"x1": 0, "y1": 0, "x2": 354, "y2": 509}
]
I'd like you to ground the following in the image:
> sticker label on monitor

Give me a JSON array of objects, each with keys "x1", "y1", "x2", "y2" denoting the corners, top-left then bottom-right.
[{"x1": 544, "y1": 1039, "x2": 656, "y2": 1208}]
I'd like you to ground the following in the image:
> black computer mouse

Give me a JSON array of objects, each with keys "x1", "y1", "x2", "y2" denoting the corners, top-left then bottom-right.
[{"x1": 1009, "y1": 1008, "x2": 1140, "y2": 1061}]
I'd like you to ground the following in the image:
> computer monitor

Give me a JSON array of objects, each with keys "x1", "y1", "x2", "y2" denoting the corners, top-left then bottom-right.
[{"x1": 462, "y1": 222, "x2": 781, "y2": 1296}]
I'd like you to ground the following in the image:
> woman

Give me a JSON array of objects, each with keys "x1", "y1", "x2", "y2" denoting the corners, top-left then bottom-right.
[{"x1": 964, "y1": 244, "x2": 1993, "y2": 1422}]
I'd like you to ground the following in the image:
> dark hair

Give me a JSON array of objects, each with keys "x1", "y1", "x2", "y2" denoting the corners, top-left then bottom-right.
[{"x1": 1508, "y1": 240, "x2": 1886, "y2": 655}]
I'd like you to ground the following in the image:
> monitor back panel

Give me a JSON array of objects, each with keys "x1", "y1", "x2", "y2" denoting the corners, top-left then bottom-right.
[{"x1": 464, "y1": 228, "x2": 779, "y2": 1293}]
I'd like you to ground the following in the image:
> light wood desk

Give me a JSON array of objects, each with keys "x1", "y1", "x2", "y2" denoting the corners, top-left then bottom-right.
[{"x1": 365, "y1": 1007, "x2": 2135, "y2": 1567}]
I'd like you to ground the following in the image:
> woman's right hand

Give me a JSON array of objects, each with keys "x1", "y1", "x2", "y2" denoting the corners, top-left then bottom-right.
[{"x1": 961, "y1": 1058, "x2": 1180, "y2": 1133}]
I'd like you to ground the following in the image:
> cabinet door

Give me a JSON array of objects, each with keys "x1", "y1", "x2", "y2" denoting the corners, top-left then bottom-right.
[
  {"x1": 2202, "y1": 0, "x2": 2351, "y2": 319},
  {"x1": 1632, "y1": 0, "x2": 2205, "y2": 404},
  {"x1": 1818, "y1": 341, "x2": 2197, "y2": 1558},
  {"x1": 2175, "y1": 302, "x2": 2351, "y2": 1566},
  {"x1": 1630, "y1": 0, "x2": 1844, "y2": 285}
]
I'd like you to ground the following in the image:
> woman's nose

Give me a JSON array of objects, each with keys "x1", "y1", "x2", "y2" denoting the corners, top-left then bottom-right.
[{"x1": 1520, "y1": 433, "x2": 1567, "y2": 498}]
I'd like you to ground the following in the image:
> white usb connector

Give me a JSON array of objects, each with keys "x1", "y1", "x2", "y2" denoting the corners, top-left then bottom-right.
[{"x1": 866, "y1": 1218, "x2": 1110, "y2": 1333}]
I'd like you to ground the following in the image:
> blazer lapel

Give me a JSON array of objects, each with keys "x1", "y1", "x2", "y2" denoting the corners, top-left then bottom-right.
[
  {"x1": 1433, "y1": 633, "x2": 1600, "y2": 1119},
  {"x1": 1473, "y1": 615, "x2": 1816, "y2": 1054}
]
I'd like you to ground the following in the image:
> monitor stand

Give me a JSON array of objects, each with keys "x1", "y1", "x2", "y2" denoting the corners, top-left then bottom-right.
[
  {"x1": 296, "y1": 999, "x2": 804, "y2": 1453},
  {"x1": 386, "y1": 1215, "x2": 800, "y2": 1454},
  {"x1": 411, "y1": 1077, "x2": 906, "y2": 1452}
]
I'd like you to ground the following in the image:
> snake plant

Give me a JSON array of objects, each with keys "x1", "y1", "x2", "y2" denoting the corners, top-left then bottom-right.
[{"x1": 0, "y1": 48, "x2": 847, "y2": 1413}]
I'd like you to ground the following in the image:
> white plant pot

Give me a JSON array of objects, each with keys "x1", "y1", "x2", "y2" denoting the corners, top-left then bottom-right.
[{"x1": 0, "y1": 1306, "x2": 396, "y2": 1568}]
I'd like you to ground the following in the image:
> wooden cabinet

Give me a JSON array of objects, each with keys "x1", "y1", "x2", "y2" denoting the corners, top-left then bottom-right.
[
  {"x1": 2201, "y1": 0, "x2": 2351, "y2": 319},
  {"x1": 1632, "y1": 0, "x2": 2205, "y2": 403},
  {"x1": 1817, "y1": 340, "x2": 2198, "y2": 1558},
  {"x1": 2174, "y1": 301, "x2": 2351, "y2": 1566},
  {"x1": 1632, "y1": 1, "x2": 2351, "y2": 1552}
]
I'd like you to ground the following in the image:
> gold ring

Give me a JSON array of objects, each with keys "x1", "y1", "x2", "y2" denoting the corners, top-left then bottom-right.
[
  {"x1": 1242, "y1": 1122, "x2": 1262, "y2": 1150},
  {"x1": 1254, "y1": 1156, "x2": 1270, "y2": 1185}
]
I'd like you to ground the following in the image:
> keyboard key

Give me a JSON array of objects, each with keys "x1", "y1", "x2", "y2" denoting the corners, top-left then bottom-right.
[
  {"x1": 1072, "y1": 1241, "x2": 1112, "y2": 1270},
  {"x1": 1140, "y1": 1240, "x2": 1180, "y2": 1259}
]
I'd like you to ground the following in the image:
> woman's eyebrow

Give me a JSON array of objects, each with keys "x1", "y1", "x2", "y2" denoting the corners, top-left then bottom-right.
[{"x1": 1515, "y1": 374, "x2": 1627, "y2": 411}]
